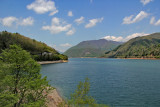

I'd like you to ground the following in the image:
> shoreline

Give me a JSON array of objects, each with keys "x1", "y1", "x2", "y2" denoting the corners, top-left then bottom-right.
[
  {"x1": 69, "y1": 57, "x2": 160, "y2": 60},
  {"x1": 47, "y1": 89, "x2": 64, "y2": 107},
  {"x1": 38, "y1": 60, "x2": 68, "y2": 65}
]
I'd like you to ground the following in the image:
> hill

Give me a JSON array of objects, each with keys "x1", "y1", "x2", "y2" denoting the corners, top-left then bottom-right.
[
  {"x1": 0, "y1": 31, "x2": 68, "y2": 61},
  {"x1": 105, "y1": 33, "x2": 160, "y2": 58},
  {"x1": 64, "y1": 39, "x2": 122, "y2": 57}
]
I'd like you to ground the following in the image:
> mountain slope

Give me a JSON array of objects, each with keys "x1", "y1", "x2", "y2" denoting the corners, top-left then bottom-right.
[
  {"x1": 64, "y1": 39, "x2": 122, "y2": 57},
  {"x1": 105, "y1": 33, "x2": 160, "y2": 58},
  {"x1": 0, "y1": 31, "x2": 68, "y2": 61}
]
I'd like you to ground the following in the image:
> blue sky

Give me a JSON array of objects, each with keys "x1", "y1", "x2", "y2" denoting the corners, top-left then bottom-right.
[{"x1": 0, "y1": 0, "x2": 160, "y2": 52}]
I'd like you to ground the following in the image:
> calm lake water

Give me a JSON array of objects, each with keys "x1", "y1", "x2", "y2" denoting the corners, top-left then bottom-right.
[{"x1": 41, "y1": 58, "x2": 160, "y2": 107}]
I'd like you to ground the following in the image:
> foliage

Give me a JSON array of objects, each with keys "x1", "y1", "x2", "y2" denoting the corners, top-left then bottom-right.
[
  {"x1": 0, "y1": 45, "x2": 51, "y2": 107},
  {"x1": 105, "y1": 33, "x2": 160, "y2": 58},
  {"x1": 0, "y1": 31, "x2": 68, "y2": 61},
  {"x1": 66, "y1": 78, "x2": 108, "y2": 107},
  {"x1": 64, "y1": 39, "x2": 122, "y2": 57}
]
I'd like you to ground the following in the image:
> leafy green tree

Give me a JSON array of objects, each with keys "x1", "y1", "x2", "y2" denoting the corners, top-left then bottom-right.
[
  {"x1": 68, "y1": 78, "x2": 96, "y2": 106},
  {"x1": 0, "y1": 45, "x2": 51, "y2": 107}
]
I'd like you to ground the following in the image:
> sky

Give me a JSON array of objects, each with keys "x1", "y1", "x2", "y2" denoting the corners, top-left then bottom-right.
[{"x1": 0, "y1": 0, "x2": 160, "y2": 52}]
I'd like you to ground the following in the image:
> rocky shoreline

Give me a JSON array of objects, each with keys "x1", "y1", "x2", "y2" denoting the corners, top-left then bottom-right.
[
  {"x1": 38, "y1": 60, "x2": 68, "y2": 65},
  {"x1": 46, "y1": 89, "x2": 64, "y2": 107}
]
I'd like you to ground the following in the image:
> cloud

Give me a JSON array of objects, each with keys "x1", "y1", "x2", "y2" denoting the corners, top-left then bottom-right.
[
  {"x1": 49, "y1": 10, "x2": 58, "y2": 16},
  {"x1": 102, "y1": 33, "x2": 149, "y2": 42},
  {"x1": 0, "y1": 16, "x2": 34, "y2": 27},
  {"x1": 18, "y1": 17, "x2": 34, "y2": 26},
  {"x1": 122, "y1": 11, "x2": 149, "y2": 24},
  {"x1": 66, "y1": 28, "x2": 75, "y2": 36},
  {"x1": 27, "y1": 0, "x2": 58, "y2": 16},
  {"x1": 124, "y1": 33, "x2": 149, "y2": 41},
  {"x1": 60, "y1": 43, "x2": 72, "y2": 47},
  {"x1": 85, "y1": 17, "x2": 103, "y2": 28},
  {"x1": 68, "y1": 11, "x2": 73, "y2": 17},
  {"x1": 0, "y1": 16, "x2": 17, "y2": 27},
  {"x1": 140, "y1": 0, "x2": 153, "y2": 5},
  {"x1": 42, "y1": 17, "x2": 72, "y2": 34},
  {"x1": 103, "y1": 36, "x2": 123, "y2": 42},
  {"x1": 150, "y1": 17, "x2": 160, "y2": 26},
  {"x1": 74, "y1": 16, "x2": 84, "y2": 25}
]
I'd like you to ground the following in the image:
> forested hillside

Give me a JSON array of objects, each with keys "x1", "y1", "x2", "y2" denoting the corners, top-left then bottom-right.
[
  {"x1": 105, "y1": 33, "x2": 160, "y2": 58},
  {"x1": 64, "y1": 39, "x2": 122, "y2": 57},
  {"x1": 0, "y1": 31, "x2": 68, "y2": 61}
]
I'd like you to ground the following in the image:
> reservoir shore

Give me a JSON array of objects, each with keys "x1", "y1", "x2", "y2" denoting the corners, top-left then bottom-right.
[
  {"x1": 38, "y1": 60, "x2": 68, "y2": 65},
  {"x1": 46, "y1": 89, "x2": 63, "y2": 107}
]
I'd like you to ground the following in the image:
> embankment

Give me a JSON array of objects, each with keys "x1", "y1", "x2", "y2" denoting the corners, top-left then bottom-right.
[{"x1": 38, "y1": 60, "x2": 68, "y2": 65}]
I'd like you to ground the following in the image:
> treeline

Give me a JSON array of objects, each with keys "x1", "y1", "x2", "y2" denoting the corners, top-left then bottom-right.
[
  {"x1": 0, "y1": 31, "x2": 68, "y2": 61},
  {"x1": 105, "y1": 33, "x2": 160, "y2": 58}
]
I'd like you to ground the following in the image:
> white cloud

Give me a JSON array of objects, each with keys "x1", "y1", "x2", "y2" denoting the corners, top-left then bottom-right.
[
  {"x1": 155, "y1": 19, "x2": 160, "y2": 26},
  {"x1": 66, "y1": 28, "x2": 75, "y2": 36},
  {"x1": 140, "y1": 0, "x2": 153, "y2": 5},
  {"x1": 103, "y1": 36, "x2": 123, "y2": 42},
  {"x1": 49, "y1": 10, "x2": 58, "y2": 16},
  {"x1": 102, "y1": 33, "x2": 149, "y2": 42},
  {"x1": 0, "y1": 16, "x2": 34, "y2": 27},
  {"x1": 150, "y1": 17, "x2": 160, "y2": 26},
  {"x1": 60, "y1": 43, "x2": 72, "y2": 47},
  {"x1": 124, "y1": 33, "x2": 149, "y2": 41},
  {"x1": 18, "y1": 17, "x2": 34, "y2": 26},
  {"x1": 0, "y1": 16, "x2": 17, "y2": 27},
  {"x1": 150, "y1": 17, "x2": 155, "y2": 24},
  {"x1": 85, "y1": 17, "x2": 103, "y2": 28},
  {"x1": 122, "y1": 11, "x2": 149, "y2": 24},
  {"x1": 68, "y1": 11, "x2": 73, "y2": 17},
  {"x1": 74, "y1": 16, "x2": 84, "y2": 25},
  {"x1": 42, "y1": 17, "x2": 72, "y2": 34},
  {"x1": 27, "y1": 0, "x2": 58, "y2": 16}
]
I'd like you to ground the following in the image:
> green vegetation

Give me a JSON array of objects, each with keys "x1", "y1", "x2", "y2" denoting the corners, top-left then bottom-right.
[
  {"x1": 64, "y1": 39, "x2": 122, "y2": 57},
  {"x1": 105, "y1": 33, "x2": 160, "y2": 58},
  {"x1": 0, "y1": 45, "x2": 52, "y2": 107},
  {"x1": 59, "y1": 78, "x2": 108, "y2": 107},
  {"x1": 0, "y1": 31, "x2": 68, "y2": 61}
]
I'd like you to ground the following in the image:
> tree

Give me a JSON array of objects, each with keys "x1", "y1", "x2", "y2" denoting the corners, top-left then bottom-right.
[
  {"x1": 0, "y1": 45, "x2": 51, "y2": 107},
  {"x1": 68, "y1": 78, "x2": 96, "y2": 107}
]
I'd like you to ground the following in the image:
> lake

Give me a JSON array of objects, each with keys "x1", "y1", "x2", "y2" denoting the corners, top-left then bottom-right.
[{"x1": 41, "y1": 58, "x2": 160, "y2": 107}]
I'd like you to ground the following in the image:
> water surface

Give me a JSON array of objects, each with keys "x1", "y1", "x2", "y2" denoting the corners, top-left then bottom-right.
[{"x1": 41, "y1": 58, "x2": 160, "y2": 107}]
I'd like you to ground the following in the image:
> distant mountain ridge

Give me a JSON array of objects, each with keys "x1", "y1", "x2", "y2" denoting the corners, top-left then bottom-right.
[
  {"x1": 64, "y1": 39, "x2": 122, "y2": 57},
  {"x1": 105, "y1": 33, "x2": 160, "y2": 58}
]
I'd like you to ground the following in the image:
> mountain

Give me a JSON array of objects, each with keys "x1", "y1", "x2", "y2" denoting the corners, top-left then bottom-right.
[
  {"x1": 0, "y1": 31, "x2": 68, "y2": 61},
  {"x1": 105, "y1": 33, "x2": 160, "y2": 58},
  {"x1": 64, "y1": 39, "x2": 122, "y2": 57}
]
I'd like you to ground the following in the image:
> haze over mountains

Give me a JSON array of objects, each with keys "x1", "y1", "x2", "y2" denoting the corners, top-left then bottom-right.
[{"x1": 64, "y1": 39, "x2": 122, "y2": 57}]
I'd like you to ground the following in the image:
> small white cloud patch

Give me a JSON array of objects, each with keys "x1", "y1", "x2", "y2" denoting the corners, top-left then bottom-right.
[
  {"x1": 74, "y1": 16, "x2": 84, "y2": 25},
  {"x1": 68, "y1": 11, "x2": 73, "y2": 17},
  {"x1": 140, "y1": 0, "x2": 153, "y2": 5},
  {"x1": 66, "y1": 28, "x2": 75, "y2": 36},
  {"x1": 102, "y1": 33, "x2": 149, "y2": 42},
  {"x1": 103, "y1": 36, "x2": 123, "y2": 42},
  {"x1": 122, "y1": 11, "x2": 149, "y2": 24},
  {"x1": 42, "y1": 17, "x2": 72, "y2": 34},
  {"x1": 27, "y1": 0, "x2": 58, "y2": 16},
  {"x1": 85, "y1": 17, "x2": 103, "y2": 28},
  {"x1": 0, "y1": 16, "x2": 34, "y2": 27},
  {"x1": 150, "y1": 17, "x2": 160, "y2": 26},
  {"x1": 0, "y1": 16, "x2": 17, "y2": 27}
]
